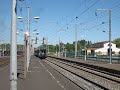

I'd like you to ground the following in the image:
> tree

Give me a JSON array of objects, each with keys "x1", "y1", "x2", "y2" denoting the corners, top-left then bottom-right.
[
  {"x1": 48, "y1": 45, "x2": 56, "y2": 53},
  {"x1": 87, "y1": 41, "x2": 92, "y2": 48},
  {"x1": 65, "y1": 43, "x2": 74, "y2": 52},
  {"x1": 113, "y1": 38, "x2": 120, "y2": 47}
]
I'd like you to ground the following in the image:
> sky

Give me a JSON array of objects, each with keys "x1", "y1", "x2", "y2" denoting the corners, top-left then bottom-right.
[{"x1": 0, "y1": 0, "x2": 120, "y2": 46}]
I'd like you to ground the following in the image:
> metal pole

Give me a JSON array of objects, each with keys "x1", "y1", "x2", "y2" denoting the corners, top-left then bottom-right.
[
  {"x1": 59, "y1": 36, "x2": 60, "y2": 57},
  {"x1": 0, "y1": 40, "x2": 2, "y2": 56},
  {"x1": 31, "y1": 40, "x2": 32, "y2": 55},
  {"x1": 63, "y1": 45, "x2": 65, "y2": 57},
  {"x1": 75, "y1": 24, "x2": 77, "y2": 58},
  {"x1": 65, "y1": 49, "x2": 66, "y2": 57},
  {"x1": 5, "y1": 42, "x2": 6, "y2": 51},
  {"x1": 109, "y1": 10, "x2": 112, "y2": 64},
  {"x1": 96, "y1": 9, "x2": 112, "y2": 64},
  {"x1": 27, "y1": 7, "x2": 30, "y2": 71},
  {"x1": 24, "y1": 34, "x2": 27, "y2": 79},
  {"x1": 10, "y1": 0, "x2": 17, "y2": 90},
  {"x1": 2, "y1": 40, "x2": 4, "y2": 56},
  {"x1": 56, "y1": 44, "x2": 58, "y2": 56},
  {"x1": 85, "y1": 41, "x2": 87, "y2": 61},
  {"x1": 47, "y1": 39, "x2": 50, "y2": 54},
  {"x1": 48, "y1": 45, "x2": 49, "y2": 54},
  {"x1": 46, "y1": 38, "x2": 48, "y2": 53}
]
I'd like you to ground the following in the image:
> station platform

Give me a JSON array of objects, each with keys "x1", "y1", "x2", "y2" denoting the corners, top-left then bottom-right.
[
  {"x1": 0, "y1": 55, "x2": 80, "y2": 90},
  {"x1": 18, "y1": 56, "x2": 81, "y2": 90},
  {"x1": 18, "y1": 56, "x2": 64, "y2": 90},
  {"x1": 50, "y1": 55, "x2": 120, "y2": 71}
]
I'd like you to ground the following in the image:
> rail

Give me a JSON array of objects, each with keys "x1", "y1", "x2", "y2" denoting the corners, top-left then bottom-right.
[{"x1": 45, "y1": 56, "x2": 120, "y2": 90}]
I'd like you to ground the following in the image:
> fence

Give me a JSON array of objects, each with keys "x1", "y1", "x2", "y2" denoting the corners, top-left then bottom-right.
[{"x1": 65, "y1": 52, "x2": 120, "y2": 64}]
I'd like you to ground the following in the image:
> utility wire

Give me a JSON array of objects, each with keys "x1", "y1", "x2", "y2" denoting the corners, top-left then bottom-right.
[
  {"x1": 59, "y1": 0, "x2": 100, "y2": 31},
  {"x1": 78, "y1": 1, "x2": 120, "y2": 26},
  {"x1": 81, "y1": 15, "x2": 120, "y2": 32},
  {"x1": 56, "y1": 0, "x2": 86, "y2": 28}
]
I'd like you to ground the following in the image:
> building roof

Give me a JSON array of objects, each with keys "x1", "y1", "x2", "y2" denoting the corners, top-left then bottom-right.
[
  {"x1": 91, "y1": 41, "x2": 114, "y2": 48},
  {"x1": 87, "y1": 48, "x2": 97, "y2": 50},
  {"x1": 94, "y1": 41, "x2": 115, "y2": 45},
  {"x1": 94, "y1": 41, "x2": 108, "y2": 45}
]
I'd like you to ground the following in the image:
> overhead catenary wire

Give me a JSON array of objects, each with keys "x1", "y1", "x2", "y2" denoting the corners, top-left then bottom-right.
[
  {"x1": 69, "y1": 1, "x2": 120, "y2": 36},
  {"x1": 59, "y1": 0, "x2": 100, "y2": 31},
  {"x1": 63, "y1": 0, "x2": 120, "y2": 31},
  {"x1": 80, "y1": 15, "x2": 120, "y2": 33},
  {"x1": 56, "y1": 0, "x2": 87, "y2": 30},
  {"x1": 77, "y1": 1, "x2": 120, "y2": 27}
]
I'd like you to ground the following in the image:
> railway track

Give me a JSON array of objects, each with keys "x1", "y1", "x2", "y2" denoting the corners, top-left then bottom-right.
[
  {"x1": 0, "y1": 55, "x2": 24, "y2": 69},
  {"x1": 45, "y1": 57, "x2": 120, "y2": 90},
  {"x1": 0, "y1": 57, "x2": 10, "y2": 68}
]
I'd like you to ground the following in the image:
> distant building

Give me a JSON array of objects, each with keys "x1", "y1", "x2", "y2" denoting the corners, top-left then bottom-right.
[{"x1": 87, "y1": 41, "x2": 120, "y2": 55}]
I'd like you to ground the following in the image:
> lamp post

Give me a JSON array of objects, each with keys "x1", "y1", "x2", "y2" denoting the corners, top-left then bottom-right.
[
  {"x1": 96, "y1": 9, "x2": 112, "y2": 64},
  {"x1": 18, "y1": 7, "x2": 32, "y2": 71},
  {"x1": 17, "y1": 8, "x2": 40, "y2": 71}
]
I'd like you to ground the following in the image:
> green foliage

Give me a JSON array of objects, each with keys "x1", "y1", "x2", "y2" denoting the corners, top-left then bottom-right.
[
  {"x1": 48, "y1": 45, "x2": 56, "y2": 53},
  {"x1": 38, "y1": 40, "x2": 93, "y2": 54},
  {"x1": 113, "y1": 38, "x2": 120, "y2": 47},
  {"x1": 17, "y1": 44, "x2": 24, "y2": 51},
  {"x1": 0, "y1": 43, "x2": 24, "y2": 51},
  {"x1": 38, "y1": 38, "x2": 120, "y2": 55},
  {"x1": 0, "y1": 43, "x2": 10, "y2": 51},
  {"x1": 66, "y1": 43, "x2": 74, "y2": 52}
]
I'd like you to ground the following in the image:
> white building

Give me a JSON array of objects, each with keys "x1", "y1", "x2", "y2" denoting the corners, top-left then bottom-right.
[{"x1": 87, "y1": 41, "x2": 120, "y2": 55}]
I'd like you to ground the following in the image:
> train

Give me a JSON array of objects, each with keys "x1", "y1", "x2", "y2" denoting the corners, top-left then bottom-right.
[{"x1": 34, "y1": 48, "x2": 47, "y2": 59}]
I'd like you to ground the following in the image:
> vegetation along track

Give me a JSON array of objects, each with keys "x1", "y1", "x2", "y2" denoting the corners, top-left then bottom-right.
[{"x1": 45, "y1": 57, "x2": 120, "y2": 90}]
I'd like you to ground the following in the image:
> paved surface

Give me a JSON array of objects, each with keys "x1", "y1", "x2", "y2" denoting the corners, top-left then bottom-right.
[
  {"x1": 0, "y1": 56, "x2": 80, "y2": 90},
  {"x1": 0, "y1": 65, "x2": 9, "y2": 90}
]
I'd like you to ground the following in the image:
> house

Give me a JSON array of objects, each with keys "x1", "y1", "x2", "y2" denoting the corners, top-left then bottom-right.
[{"x1": 87, "y1": 41, "x2": 120, "y2": 55}]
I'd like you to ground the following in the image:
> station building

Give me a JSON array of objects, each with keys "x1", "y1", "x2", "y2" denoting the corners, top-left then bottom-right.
[{"x1": 87, "y1": 41, "x2": 120, "y2": 55}]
